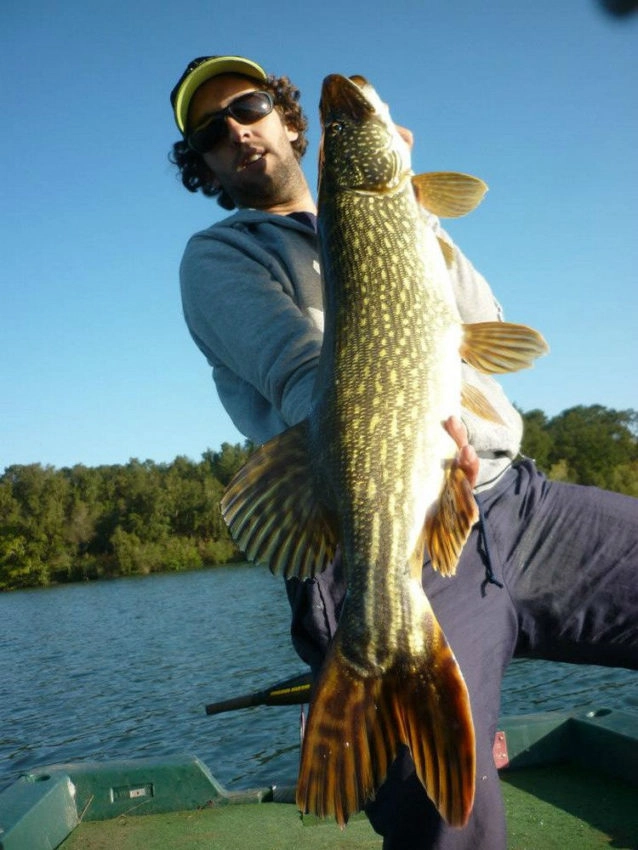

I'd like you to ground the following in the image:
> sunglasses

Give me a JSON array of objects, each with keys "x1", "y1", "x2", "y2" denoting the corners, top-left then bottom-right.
[{"x1": 187, "y1": 91, "x2": 275, "y2": 153}]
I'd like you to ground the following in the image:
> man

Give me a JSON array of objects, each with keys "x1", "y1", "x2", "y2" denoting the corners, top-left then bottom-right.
[{"x1": 170, "y1": 55, "x2": 637, "y2": 849}]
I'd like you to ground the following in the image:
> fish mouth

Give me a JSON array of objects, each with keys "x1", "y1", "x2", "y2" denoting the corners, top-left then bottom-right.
[{"x1": 319, "y1": 74, "x2": 375, "y2": 124}]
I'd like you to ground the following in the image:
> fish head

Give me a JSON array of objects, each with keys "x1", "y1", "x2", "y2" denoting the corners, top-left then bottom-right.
[{"x1": 318, "y1": 74, "x2": 411, "y2": 196}]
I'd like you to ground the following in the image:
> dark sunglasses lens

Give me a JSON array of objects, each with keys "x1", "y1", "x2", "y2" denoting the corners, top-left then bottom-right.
[
  {"x1": 188, "y1": 92, "x2": 273, "y2": 153},
  {"x1": 189, "y1": 119, "x2": 225, "y2": 153},
  {"x1": 230, "y1": 92, "x2": 273, "y2": 122}
]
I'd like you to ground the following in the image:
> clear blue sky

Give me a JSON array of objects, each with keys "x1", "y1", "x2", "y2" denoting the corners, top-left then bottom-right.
[{"x1": 2, "y1": 0, "x2": 637, "y2": 470}]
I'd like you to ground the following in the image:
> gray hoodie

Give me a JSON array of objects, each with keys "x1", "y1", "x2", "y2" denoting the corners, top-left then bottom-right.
[{"x1": 180, "y1": 208, "x2": 523, "y2": 491}]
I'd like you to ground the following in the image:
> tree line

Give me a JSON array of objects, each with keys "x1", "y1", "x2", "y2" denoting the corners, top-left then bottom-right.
[
  {"x1": 1, "y1": 405, "x2": 636, "y2": 592},
  {"x1": 0, "y1": 442, "x2": 254, "y2": 591}
]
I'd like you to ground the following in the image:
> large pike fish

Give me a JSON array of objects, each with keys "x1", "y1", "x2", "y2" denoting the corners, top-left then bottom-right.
[{"x1": 221, "y1": 74, "x2": 548, "y2": 828}]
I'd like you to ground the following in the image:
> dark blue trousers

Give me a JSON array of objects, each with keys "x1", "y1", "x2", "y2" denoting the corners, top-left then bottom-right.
[{"x1": 286, "y1": 459, "x2": 638, "y2": 849}]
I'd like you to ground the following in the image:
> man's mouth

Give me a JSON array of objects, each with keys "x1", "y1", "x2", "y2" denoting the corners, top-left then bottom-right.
[{"x1": 238, "y1": 150, "x2": 266, "y2": 171}]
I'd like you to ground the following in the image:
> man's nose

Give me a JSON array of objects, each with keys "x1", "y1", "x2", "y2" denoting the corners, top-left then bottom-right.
[{"x1": 225, "y1": 116, "x2": 250, "y2": 142}]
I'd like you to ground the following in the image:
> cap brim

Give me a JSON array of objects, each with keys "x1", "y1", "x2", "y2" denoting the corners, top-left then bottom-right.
[{"x1": 173, "y1": 56, "x2": 268, "y2": 133}]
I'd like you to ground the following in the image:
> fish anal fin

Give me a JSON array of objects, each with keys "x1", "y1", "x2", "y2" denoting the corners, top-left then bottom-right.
[
  {"x1": 426, "y1": 465, "x2": 478, "y2": 576},
  {"x1": 220, "y1": 422, "x2": 338, "y2": 579},
  {"x1": 461, "y1": 383, "x2": 505, "y2": 424},
  {"x1": 297, "y1": 616, "x2": 476, "y2": 828},
  {"x1": 408, "y1": 524, "x2": 428, "y2": 581},
  {"x1": 412, "y1": 171, "x2": 488, "y2": 218},
  {"x1": 461, "y1": 321, "x2": 549, "y2": 375}
]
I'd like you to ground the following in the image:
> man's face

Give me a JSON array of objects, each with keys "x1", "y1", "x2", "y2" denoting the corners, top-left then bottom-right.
[{"x1": 188, "y1": 74, "x2": 302, "y2": 210}]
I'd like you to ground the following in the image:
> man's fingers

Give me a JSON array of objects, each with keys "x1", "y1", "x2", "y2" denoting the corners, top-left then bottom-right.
[{"x1": 444, "y1": 416, "x2": 479, "y2": 489}]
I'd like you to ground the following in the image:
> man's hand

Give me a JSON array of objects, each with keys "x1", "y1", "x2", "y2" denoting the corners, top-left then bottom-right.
[{"x1": 444, "y1": 416, "x2": 479, "y2": 489}]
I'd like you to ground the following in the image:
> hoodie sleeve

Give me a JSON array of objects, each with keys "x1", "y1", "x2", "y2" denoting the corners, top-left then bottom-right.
[
  {"x1": 180, "y1": 223, "x2": 323, "y2": 442},
  {"x1": 428, "y1": 217, "x2": 505, "y2": 323},
  {"x1": 426, "y1": 216, "x2": 525, "y2": 488}
]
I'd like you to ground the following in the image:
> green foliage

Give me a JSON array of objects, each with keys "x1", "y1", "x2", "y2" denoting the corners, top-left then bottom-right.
[
  {"x1": 517, "y1": 409, "x2": 552, "y2": 471},
  {"x1": 521, "y1": 405, "x2": 638, "y2": 489},
  {"x1": 0, "y1": 441, "x2": 255, "y2": 591},
  {"x1": 1, "y1": 406, "x2": 636, "y2": 593},
  {"x1": 201, "y1": 442, "x2": 256, "y2": 486}
]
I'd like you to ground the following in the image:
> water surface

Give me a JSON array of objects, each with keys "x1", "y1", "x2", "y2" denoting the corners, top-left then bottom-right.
[{"x1": 1, "y1": 565, "x2": 635, "y2": 792}]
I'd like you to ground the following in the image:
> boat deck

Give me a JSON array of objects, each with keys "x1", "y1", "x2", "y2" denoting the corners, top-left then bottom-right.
[
  {"x1": 2, "y1": 708, "x2": 637, "y2": 850},
  {"x1": 58, "y1": 765, "x2": 638, "y2": 850}
]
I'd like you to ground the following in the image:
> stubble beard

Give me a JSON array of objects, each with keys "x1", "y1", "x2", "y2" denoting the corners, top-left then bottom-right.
[{"x1": 230, "y1": 150, "x2": 307, "y2": 212}]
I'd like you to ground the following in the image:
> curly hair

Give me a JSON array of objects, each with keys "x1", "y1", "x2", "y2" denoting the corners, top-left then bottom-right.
[{"x1": 169, "y1": 74, "x2": 309, "y2": 210}]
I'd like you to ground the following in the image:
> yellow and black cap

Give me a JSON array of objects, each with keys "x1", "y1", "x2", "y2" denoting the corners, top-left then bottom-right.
[{"x1": 170, "y1": 55, "x2": 268, "y2": 135}]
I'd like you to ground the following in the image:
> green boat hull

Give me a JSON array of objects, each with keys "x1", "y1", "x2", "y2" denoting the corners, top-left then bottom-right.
[{"x1": 1, "y1": 708, "x2": 637, "y2": 850}]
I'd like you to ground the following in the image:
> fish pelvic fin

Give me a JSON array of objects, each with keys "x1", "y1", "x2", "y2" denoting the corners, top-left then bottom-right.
[
  {"x1": 425, "y1": 464, "x2": 479, "y2": 576},
  {"x1": 461, "y1": 321, "x2": 549, "y2": 374},
  {"x1": 412, "y1": 171, "x2": 488, "y2": 218},
  {"x1": 437, "y1": 236, "x2": 455, "y2": 268},
  {"x1": 220, "y1": 422, "x2": 338, "y2": 579},
  {"x1": 461, "y1": 382, "x2": 505, "y2": 424},
  {"x1": 296, "y1": 617, "x2": 476, "y2": 828}
]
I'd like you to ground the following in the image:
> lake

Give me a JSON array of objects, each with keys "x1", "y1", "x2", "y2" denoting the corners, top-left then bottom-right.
[{"x1": 1, "y1": 565, "x2": 636, "y2": 793}]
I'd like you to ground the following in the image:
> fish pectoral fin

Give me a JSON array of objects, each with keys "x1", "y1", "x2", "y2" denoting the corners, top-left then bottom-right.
[
  {"x1": 220, "y1": 421, "x2": 338, "y2": 579},
  {"x1": 461, "y1": 321, "x2": 549, "y2": 374},
  {"x1": 296, "y1": 617, "x2": 476, "y2": 828},
  {"x1": 461, "y1": 382, "x2": 505, "y2": 424},
  {"x1": 412, "y1": 171, "x2": 488, "y2": 218},
  {"x1": 425, "y1": 465, "x2": 479, "y2": 576}
]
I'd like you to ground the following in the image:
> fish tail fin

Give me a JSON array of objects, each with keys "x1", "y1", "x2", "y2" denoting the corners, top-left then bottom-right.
[{"x1": 296, "y1": 617, "x2": 475, "y2": 828}]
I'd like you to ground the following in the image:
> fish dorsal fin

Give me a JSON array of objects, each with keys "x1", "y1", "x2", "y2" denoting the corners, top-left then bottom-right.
[
  {"x1": 412, "y1": 171, "x2": 488, "y2": 218},
  {"x1": 461, "y1": 383, "x2": 505, "y2": 424},
  {"x1": 220, "y1": 422, "x2": 338, "y2": 579},
  {"x1": 461, "y1": 322, "x2": 549, "y2": 375},
  {"x1": 425, "y1": 464, "x2": 478, "y2": 576}
]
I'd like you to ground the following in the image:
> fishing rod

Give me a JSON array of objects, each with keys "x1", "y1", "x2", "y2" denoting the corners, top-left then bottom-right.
[{"x1": 205, "y1": 671, "x2": 312, "y2": 716}]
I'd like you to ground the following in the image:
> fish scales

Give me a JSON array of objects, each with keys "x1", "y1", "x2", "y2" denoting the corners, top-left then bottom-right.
[
  {"x1": 315, "y1": 186, "x2": 459, "y2": 671},
  {"x1": 221, "y1": 72, "x2": 548, "y2": 830}
]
